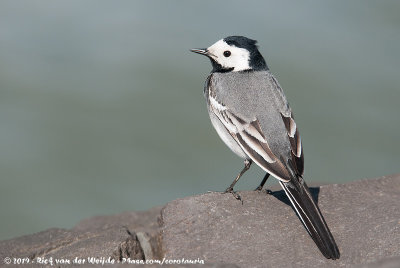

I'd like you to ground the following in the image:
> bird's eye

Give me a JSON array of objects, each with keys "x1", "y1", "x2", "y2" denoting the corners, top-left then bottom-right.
[{"x1": 223, "y1": 50, "x2": 231, "y2": 57}]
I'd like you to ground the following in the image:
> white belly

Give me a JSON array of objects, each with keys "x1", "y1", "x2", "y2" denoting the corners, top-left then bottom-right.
[{"x1": 208, "y1": 110, "x2": 248, "y2": 159}]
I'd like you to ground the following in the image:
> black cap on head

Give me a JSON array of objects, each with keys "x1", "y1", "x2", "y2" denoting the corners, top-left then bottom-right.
[{"x1": 223, "y1": 36, "x2": 269, "y2": 71}]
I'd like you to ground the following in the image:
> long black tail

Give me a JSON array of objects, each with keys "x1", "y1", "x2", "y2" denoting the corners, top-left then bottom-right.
[{"x1": 279, "y1": 177, "x2": 340, "y2": 259}]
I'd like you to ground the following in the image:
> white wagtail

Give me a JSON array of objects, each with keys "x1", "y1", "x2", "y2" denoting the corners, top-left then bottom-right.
[{"x1": 190, "y1": 36, "x2": 340, "y2": 259}]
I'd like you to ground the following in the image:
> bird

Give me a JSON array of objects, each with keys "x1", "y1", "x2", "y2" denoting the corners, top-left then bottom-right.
[{"x1": 190, "y1": 36, "x2": 340, "y2": 259}]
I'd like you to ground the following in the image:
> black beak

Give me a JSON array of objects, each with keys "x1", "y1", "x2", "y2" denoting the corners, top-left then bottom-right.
[{"x1": 190, "y1": 48, "x2": 208, "y2": 56}]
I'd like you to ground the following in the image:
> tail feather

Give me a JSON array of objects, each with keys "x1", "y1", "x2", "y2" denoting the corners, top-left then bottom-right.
[{"x1": 279, "y1": 178, "x2": 340, "y2": 259}]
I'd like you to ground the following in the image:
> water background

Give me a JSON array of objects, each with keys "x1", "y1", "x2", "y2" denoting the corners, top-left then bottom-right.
[{"x1": 0, "y1": 0, "x2": 399, "y2": 240}]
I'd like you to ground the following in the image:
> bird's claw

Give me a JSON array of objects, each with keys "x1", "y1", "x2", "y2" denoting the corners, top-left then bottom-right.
[
  {"x1": 224, "y1": 187, "x2": 243, "y2": 203},
  {"x1": 254, "y1": 185, "x2": 263, "y2": 191}
]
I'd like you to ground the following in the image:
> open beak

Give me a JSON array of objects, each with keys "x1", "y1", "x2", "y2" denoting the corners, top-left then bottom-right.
[{"x1": 190, "y1": 48, "x2": 209, "y2": 56}]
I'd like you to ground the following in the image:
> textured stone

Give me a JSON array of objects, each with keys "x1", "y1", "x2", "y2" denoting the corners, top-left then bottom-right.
[
  {"x1": 0, "y1": 207, "x2": 162, "y2": 267},
  {"x1": 161, "y1": 174, "x2": 400, "y2": 267},
  {"x1": 1, "y1": 175, "x2": 399, "y2": 268}
]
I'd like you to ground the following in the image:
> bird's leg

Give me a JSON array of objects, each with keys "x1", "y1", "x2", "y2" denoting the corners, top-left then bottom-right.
[
  {"x1": 225, "y1": 159, "x2": 252, "y2": 200},
  {"x1": 255, "y1": 173, "x2": 270, "y2": 191}
]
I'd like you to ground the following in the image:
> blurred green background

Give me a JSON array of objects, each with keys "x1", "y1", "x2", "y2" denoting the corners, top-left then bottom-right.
[{"x1": 0, "y1": 0, "x2": 399, "y2": 240}]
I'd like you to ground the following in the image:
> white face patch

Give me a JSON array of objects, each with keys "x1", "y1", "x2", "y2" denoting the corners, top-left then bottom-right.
[{"x1": 207, "y1": 39, "x2": 251, "y2": 72}]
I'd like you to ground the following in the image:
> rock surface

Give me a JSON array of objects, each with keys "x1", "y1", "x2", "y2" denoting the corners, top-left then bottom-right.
[
  {"x1": 161, "y1": 174, "x2": 400, "y2": 267},
  {"x1": 0, "y1": 207, "x2": 162, "y2": 267},
  {"x1": 0, "y1": 174, "x2": 399, "y2": 267}
]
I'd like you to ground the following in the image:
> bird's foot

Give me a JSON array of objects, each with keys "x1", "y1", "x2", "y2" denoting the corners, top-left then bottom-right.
[
  {"x1": 254, "y1": 185, "x2": 263, "y2": 192},
  {"x1": 224, "y1": 187, "x2": 243, "y2": 203},
  {"x1": 254, "y1": 187, "x2": 273, "y2": 195}
]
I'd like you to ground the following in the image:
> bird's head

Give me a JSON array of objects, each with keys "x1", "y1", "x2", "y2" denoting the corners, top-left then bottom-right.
[{"x1": 191, "y1": 36, "x2": 268, "y2": 73}]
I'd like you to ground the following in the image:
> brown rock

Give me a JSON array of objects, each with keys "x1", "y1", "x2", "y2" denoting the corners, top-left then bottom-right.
[
  {"x1": 0, "y1": 207, "x2": 162, "y2": 267},
  {"x1": 1, "y1": 175, "x2": 399, "y2": 268},
  {"x1": 161, "y1": 174, "x2": 400, "y2": 267}
]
